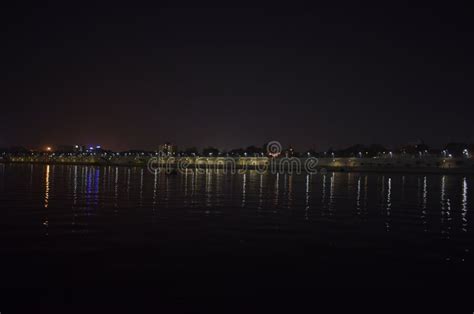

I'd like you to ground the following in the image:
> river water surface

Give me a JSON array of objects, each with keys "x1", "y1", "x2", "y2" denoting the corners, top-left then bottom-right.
[{"x1": 0, "y1": 164, "x2": 473, "y2": 311}]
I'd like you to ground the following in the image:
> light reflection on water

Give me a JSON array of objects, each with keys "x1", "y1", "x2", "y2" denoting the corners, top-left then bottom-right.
[
  {"x1": 0, "y1": 163, "x2": 472, "y2": 265},
  {"x1": 44, "y1": 165, "x2": 50, "y2": 209}
]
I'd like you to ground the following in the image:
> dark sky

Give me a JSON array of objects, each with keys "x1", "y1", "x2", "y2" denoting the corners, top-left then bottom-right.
[{"x1": 1, "y1": 2, "x2": 473, "y2": 151}]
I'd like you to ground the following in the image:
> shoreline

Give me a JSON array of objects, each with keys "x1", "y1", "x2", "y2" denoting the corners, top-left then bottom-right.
[{"x1": 1, "y1": 156, "x2": 474, "y2": 175}]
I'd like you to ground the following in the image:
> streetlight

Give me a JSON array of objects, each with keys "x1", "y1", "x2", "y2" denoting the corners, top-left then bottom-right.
[{"x1": 463, "y1": 149, "x2": 470, "y2": 158}]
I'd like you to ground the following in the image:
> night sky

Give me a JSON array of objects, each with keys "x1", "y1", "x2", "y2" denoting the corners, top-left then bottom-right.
[{"x1": 2, "y1": 3, "x2": 473, "y2": 151}]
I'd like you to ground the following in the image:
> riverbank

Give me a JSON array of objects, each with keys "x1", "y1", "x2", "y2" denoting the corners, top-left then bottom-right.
[{"x1": 1, "y1": 155, "x2": 474, "y2": 174}]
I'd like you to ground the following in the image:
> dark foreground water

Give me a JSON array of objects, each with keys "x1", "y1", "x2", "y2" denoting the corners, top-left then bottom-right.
[{"x1": 0, "y1": 164, "x2": 473, "y2": 312}]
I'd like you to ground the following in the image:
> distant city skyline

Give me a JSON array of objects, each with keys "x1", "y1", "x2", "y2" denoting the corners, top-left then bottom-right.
[{"x1": 2, "y1": 140, "x2": 473, "y2": 157}]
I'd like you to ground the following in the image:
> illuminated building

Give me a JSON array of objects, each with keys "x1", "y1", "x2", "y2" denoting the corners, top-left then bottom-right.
[{"x1": 158, "y1": 142, "x2": 177, "y2": 156}]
